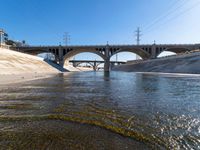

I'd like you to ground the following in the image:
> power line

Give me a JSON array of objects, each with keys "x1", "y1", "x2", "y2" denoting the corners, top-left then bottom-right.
[
  {"x1": 144, "y1": 0, "x2": 200, "y2": 34},
  {"x1": 143, "y1": 0, "x2": 181, "y2": 29},
  {"x1": 143, "y1": 0, "x2": 186, "y2": 31},
  {"x1": 143, "y1": 0, "x2": 188, "y2": 32}
]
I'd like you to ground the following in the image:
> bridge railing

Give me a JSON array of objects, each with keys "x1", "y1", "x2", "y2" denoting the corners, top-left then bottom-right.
[{"x1": 15, "y1": 43, "x2": 200, "y2": 49}]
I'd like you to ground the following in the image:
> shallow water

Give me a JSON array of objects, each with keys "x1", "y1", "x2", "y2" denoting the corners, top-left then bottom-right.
[{"x1": 0, "y1": 71, "x2": 200, "y2": 149}]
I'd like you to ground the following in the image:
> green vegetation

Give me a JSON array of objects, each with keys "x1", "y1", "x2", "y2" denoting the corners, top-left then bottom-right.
[
  {"x1": 0, "y1": 103, "x2": 35, "y2": 110},
  {"x1": 0, "y1": 113, "x2": 168, "y2": 149}
]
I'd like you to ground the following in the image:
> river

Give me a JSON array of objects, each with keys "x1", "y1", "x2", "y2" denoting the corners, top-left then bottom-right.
[{"x1": 0, "y1": 71, "x2": 200, "y2": 149}]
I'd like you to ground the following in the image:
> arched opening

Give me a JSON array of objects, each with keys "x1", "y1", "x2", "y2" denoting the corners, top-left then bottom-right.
[
  {"x1": 37, "y1": 52, "x2": 57, "y2": 62},
  {"x1": 157, "y1": 51, "x2": 176, "y2": 58},
  {"x1": 74, "y1": 62, "x2": 95, "y2": 71},
  {"x1": 157, "y1": 47, "x2": 189, "y2": 58},
  {"x1": 63, "y1": 50, "x2": 105, "y2": 71},
  {"x1": 111, "y1": 48, "x2": 149, "y2": 60},
  {"x1": 77, "y1": 62, "x2": 93, "y2": 67},
  {"x1": 64, "y1": 50, "x2": 105, "y2": 63},
  {"x1": 36, "y1": 52, "x2": 58, "y2": 63},
  {"x1": 110, "y1": 48, "x2": 148, "y2": 67},
  {"x1": 110, "y1": 52, "x2": 138, "y2": 69},
  {"x1": 110, "y1": 52, "x2": 141, "y2": 61}
]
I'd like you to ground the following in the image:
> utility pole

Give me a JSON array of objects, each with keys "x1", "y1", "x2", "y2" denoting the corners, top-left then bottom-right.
[
  {"x1": 135, "y1": 27, "x2": 142, "y2": 60},
  {"x1": 63, "y1": 32, "x2": 70, "y2": 46}
]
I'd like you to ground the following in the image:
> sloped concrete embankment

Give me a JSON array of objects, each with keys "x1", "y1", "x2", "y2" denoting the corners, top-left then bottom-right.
[
  {"x1": 0, "y1": 48, "x2": 62, "y2": 84},
  {"x1": 0, "y1": 48, "x2": 62, "y2": 74},
  {"x1": 113, "y1": 53, "x2": 200, "y2": 74}
]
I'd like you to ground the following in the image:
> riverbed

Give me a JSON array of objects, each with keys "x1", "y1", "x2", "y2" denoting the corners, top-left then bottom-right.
[{"x1": 0, "y1": 71, "x2": 200, "y2": 149}]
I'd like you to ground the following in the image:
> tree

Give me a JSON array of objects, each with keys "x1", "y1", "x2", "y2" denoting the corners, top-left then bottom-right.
[{"x1": 5, "y1": 40, "x2": 16, "y2": 46}]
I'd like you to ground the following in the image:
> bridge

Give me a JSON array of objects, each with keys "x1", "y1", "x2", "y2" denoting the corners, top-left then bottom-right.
[
  {"x1": 13, "y1": 43, "x2": 200, "y2": 71},
  {"x1": 69, "y1": 60, "x2": 126, "y2": 71}
]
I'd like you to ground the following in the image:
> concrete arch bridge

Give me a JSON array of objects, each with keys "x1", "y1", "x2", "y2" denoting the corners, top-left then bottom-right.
[
  {"x1": 14, "y1": 43, "x2": 200, "y2": 71},
  {"x1": 69, "y1": 60, "x2": 125, "y2": 71}
]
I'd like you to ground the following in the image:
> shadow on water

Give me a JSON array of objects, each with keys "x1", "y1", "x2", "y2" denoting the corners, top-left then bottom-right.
[{"x1": 0, "y1": 71, "x2": 200, "y2": 149}]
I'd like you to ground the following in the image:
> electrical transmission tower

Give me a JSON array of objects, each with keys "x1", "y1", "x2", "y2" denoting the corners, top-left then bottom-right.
[
  {"x1": 135, "y1": 27, "x2": 142, "y2": 45},
  {"x1": 63, "y1": 32, "x2": 70, "y2": 46},
  {"x1": 135, "y1": 27, "x2": 142, "y2": 60}
]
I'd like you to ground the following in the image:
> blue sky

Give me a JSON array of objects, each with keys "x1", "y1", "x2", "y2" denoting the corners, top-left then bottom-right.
[{"x1": 1, "y1": 0, "x2": 200, "y2": 61}]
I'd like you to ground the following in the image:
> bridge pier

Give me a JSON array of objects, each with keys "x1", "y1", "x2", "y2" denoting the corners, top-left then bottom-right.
[
  {"x1": 151, "y1": 44, "x2": 157, "y2": 59},
  {"x1": 104, "y1": 44, "x2": 110, "y2": 72},
  {"x1": 104, "y1": 59, "x2": 110, "y2": 72},
  {"x1": 93, "y1": 61, "x2": 97, "y2": 71},
  {"x1": 72, "y1": 62, "x2": 76, "y2": 67},
  {"x1": 59, "y1": 59, "x2": 64, "y2": 67},
  {"x1": 93, "y1": 66, "x2": 97, "y2": 71},
  {"x1": 59, "y1": 45, "x2": 64, "y2": 67}
]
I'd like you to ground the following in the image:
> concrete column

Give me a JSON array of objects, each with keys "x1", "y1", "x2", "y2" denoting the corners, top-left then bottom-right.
[
  {"x1": 93, "y1": 61, "x2": 97, "y2": 71},
  {"x1": 104, "y1": 44, "x2": 110, "y2": 72},
  {"x1": 72, "y1": 62, "x2": 76, "y2": 67},
  {"x1": 58, "y1": 45, "x2": 64, "y2": 67},
  {"x1": 104, "y1": 59, "x2": 110, "y2": 72},
  {"x1": 93, "y1": 66, "x2": 97, "y2": 71},
  {"x1": 151, "y1": 44, "x2": 157, "y2": 59},
  {"x1": 110, "y1": 63, "x2": 115, "y2": 70}
]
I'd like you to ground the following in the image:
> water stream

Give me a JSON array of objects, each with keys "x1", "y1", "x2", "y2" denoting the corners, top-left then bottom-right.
[{"x1": 0, "y1": 72, "x2": 200, "y2": 149}]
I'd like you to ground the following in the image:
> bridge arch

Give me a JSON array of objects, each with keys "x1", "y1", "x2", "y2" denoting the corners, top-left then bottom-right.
[
  {"x1": 110, "y1": 48, "x2": 150, "y2": 60},
  {"x1": 63, "y1": 49, "x2": 106, "y2": 65},
  {"x1": 74, "y1": 62, "x2": 94, "y2": 67},
  {"x1": 76, "y1": 62, "x2": 93, "y2": 67},
  {"x1": 156, "y1": 47, "x2": 190, "y2": 58},
  {"x1": 37, "y1": 52, "x2": 58, "y2": 61},
  {"x1": 157, "y1": 51, "x2": 176, "y2": 58}
]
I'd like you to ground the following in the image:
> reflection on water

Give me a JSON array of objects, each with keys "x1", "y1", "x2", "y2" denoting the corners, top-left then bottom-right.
[{"x1": 0, "y1": 72, "x2": 200, "y2": 149}]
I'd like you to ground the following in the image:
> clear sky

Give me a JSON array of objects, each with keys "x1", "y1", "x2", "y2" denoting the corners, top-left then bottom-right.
[{"x1": 1, "y1": 0, "x2": 200, "y2": 60}]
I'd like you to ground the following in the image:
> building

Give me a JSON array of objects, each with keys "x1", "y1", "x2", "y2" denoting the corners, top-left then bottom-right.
[{"x1": 0, "y1": 29, "x2": 8, "y2": 47}]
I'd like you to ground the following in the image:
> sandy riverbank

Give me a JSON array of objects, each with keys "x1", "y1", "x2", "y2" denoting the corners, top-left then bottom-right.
[
  {"x1": 0, "y1": 48, "x2": 61, "y2": 85},
  {"x1": 113, "y1": 52, "x2": 200, "y2": 74}
]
